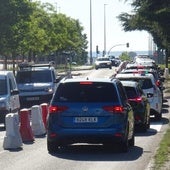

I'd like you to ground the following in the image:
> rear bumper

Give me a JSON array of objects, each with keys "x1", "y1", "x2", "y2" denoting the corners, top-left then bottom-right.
[{"x1": 47, "y1": 129, "x2": 126, "y2": 145}]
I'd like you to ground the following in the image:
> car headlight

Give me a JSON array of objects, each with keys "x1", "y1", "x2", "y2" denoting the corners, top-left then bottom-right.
[{"x1": 45, "y1": 87, "x2": 54, "y2": 93}]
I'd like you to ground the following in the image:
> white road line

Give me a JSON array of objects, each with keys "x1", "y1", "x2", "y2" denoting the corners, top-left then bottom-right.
[{"x1": 149, "y1": 122, "x2": 162, "y2": 132}]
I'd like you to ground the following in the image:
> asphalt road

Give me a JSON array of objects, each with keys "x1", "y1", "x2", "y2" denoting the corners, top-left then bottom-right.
[{"x1": 0, "y1": 67, "x2": 169, "y2": 170}]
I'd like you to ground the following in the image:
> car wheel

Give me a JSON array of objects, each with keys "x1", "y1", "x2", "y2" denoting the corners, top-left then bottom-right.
[
  {"x1": 47, "y1": 140, "x2": 60, "y2": 153},
  {"x1": 155, "y1": 113, "x2": 162, "y2": 121},
  {"x1": 141, "y1": 122, "x2": 148, "y2": 132}
]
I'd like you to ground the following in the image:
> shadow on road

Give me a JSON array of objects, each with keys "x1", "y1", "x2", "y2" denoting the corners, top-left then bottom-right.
[{"x1": 50, "y1": 144, "x2": 143, "y2": 161}]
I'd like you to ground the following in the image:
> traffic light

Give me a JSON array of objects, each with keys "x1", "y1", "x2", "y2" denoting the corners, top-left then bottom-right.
[{"x1": 126, "y1": 43, "x2": 129, "y2": 48}]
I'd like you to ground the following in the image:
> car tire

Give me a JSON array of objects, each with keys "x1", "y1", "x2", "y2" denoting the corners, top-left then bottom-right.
[
  {"x1": 47, "y1": 140, "x2": 60, "y2": 153},
  {"x1": 120, "y1": 129, "x2": 129, "y2": 153},
  {"x1": 141, "y1": 122, "x2": 148, "y2": 132},
  {"x1": 155, "y1": 113, "x2": 162, "y2": 121}
]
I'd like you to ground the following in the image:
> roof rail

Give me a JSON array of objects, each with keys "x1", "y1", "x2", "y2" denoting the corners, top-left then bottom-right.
[{"x1": 18, "y1": 62, "x2": 54, "y2": 70}]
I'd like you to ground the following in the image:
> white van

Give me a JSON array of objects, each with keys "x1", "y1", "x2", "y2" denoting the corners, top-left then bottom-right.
[{"x1": 0, "y1": 71, "x2": 20, "y2": 125}]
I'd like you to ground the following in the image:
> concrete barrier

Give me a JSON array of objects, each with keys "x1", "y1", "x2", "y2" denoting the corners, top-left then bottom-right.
[
  {"x1": 3, "y1": 113, "x2": 23, "y2": 149},
  {"x1": 40, "y1": 103, "x2": 49, "y2": 129},
  {"x1": 20, "y1": 109, "x2": 34, "y2": 142},
  {"x1": 31, "y1": 105, "x2": 46, "y2": 136}
]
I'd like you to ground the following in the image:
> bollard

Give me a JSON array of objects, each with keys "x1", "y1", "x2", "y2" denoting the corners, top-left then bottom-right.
[
  {"x1": 31, "y1": 105, "x2": 46, "y2": 136},
  {"x1": 20, "y1": 109, "x2": 34, "y2": 142},
  {"x1": 40, "y1": 103, "x2": 49, "y2": 129},
  {"x1": 3, "y1": 113, "x2": 23, "y2": 149}
]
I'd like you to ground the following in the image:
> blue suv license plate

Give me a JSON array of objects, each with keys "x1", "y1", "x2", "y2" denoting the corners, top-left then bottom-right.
[{"x1": 74, "y1": 117, "x2": 98, "y2": 123}]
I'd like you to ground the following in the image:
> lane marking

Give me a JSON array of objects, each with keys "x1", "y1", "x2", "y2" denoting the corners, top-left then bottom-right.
[{"x1": 149, "y1": 122, "x2": 162, "y2": 132}]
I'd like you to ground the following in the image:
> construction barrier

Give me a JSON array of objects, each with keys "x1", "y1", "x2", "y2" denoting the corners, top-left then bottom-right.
[
  {"x1": 20, "y1": 109, "x2": 34, "y2": 142},
  {"x1": 3, "y1": 113, "x2": 23, "y2": 149},
  {"x1": 40, "y1": 103, "x2": 49, "y2": 129},
  {"x1": 31, "y1": 105, "x2": 46, "y2": 136}
]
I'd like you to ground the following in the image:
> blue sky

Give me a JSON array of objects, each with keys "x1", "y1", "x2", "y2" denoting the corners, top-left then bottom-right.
[{"x1": 37, "y1": 0, "x2": 150, "y2": 52}]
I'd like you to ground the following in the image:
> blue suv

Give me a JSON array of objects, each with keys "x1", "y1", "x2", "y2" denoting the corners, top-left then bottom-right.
[{"x1": 47, "y1": 78, "x2": 135, "y2": 153}]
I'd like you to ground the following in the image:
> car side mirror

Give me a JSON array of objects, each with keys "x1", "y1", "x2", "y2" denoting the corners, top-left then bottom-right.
[
  {"x1": 11, "y1": 89, "x2": 19, "y2": 95},
  {"x1": 147, "y1": 93, "x2": 154, "y2": 98}
]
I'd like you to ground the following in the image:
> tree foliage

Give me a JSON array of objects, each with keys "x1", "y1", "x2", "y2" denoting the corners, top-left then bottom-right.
[
  {"x1": 118, "y1": 0, "x2": 170, "y2": 66},
  {"x1": 0, "y1": 0, "x2": 88, "y2": 66}
]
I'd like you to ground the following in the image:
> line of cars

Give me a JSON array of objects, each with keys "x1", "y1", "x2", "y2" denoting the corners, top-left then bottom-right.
[
  {"x1": 0, "y1": 57, "x2": 165, "y2": 154},
  {"x1": 116, "y1": 55, "x2": 165, "y2": 121},
  {"x1": 46, "y1": 55, "x2": 165, "y2": 154}
]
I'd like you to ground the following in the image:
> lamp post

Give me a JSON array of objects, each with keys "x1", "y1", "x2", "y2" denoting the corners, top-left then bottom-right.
[
  {"x1": 90, "y1": 0, "x2": 93, "y2": 64},
  {"x1": 107, "y1": 43, "x2": 129, "y2": 56},
  {"x1": 103, "y1": 4, "x2": 107, "y2": 56}
]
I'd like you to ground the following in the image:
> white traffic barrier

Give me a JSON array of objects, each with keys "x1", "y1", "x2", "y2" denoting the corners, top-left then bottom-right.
[
  {"x1": 31, "y1": 105, "x2": 46, "y2": 136},
  {"x1": 164, "y1": 68, "x2": 169, "y2": 79},
  {"x1": 3, "y1": 113, "x2": 23, "y2": 149}
]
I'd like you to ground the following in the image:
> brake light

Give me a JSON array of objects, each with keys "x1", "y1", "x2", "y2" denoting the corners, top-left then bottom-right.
[
  {"x1": 156, "y1": 80, "x2": 161, "y2": 87},
  {"x1": 128, "y1": 97, "x2": 142, "y2": 103},
  {"x1": 80, "y1": 82, "x2": 93, "y2": 85},
  {"x1": 137, "y1": 65, "x2": 144, "y2": 69},
  {"x1": 48, "y1": 105, "x2": 68, "y2": 114},
  {"x1": 103, "y1": 106, "x2": 124, "y2": 113}
]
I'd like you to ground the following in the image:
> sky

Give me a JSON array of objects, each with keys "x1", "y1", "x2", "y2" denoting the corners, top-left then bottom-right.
[{"x1": 37, "y1": 0, "x2": 150, "y2": 53}]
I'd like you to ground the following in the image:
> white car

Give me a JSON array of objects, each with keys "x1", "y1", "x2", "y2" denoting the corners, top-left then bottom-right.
[
  {"x1": 116, "y1": 73, "x2": 162, "y2": 120},
  {"x1": 0, "y1": 71, "x2": 20, "y2": 126},
  {"x1": 95, "y1": 57, "x2": 112, "y2": 69}
]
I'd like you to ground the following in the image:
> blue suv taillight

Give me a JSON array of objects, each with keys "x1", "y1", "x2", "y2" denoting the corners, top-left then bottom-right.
[{"x1": 49, "y1": 105, "x2": 68, "y2": 114}]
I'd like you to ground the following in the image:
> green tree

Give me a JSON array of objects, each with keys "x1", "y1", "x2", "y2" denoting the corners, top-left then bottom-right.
[
  {"x1": 0, "y1": 0, "x2": 33, "y2": 70},
  {"x1": 118, "y1": 0, "x2": 170, "y2": 67},
  {"x1": 119, "y1": 52, "x2": 131, "y2": 61}
]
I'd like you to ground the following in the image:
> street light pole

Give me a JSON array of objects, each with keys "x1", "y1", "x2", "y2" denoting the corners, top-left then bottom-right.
[
  {"x1": 90, "y1": 0, "x2": 93, "y2": 64},
  {"x1": 104, "y1": 4, "x2": 107, "y2": 56},
  {"x1": 107, "y1": 43, "x2": 129, "y2": 56}
]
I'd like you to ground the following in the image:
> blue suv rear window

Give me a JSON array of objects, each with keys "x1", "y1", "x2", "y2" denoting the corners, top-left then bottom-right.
[{"x1": 54, "y1": 82, "x2": 118, "y2": 102}]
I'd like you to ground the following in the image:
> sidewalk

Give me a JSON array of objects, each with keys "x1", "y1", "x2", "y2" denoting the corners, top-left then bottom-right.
[
  {"x1": 153, "y1": 79, "x2": 170, "y2": 170},
  {"x1": 159, "y1": 80, "x2": 170, "y2": 170}
]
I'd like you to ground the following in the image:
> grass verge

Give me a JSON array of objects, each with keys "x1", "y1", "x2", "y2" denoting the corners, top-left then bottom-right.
[
  {"x1": 153, "y1": 78, "x2": 170, "y2": 170},
  {"x1": 153, "y1": 128, "x2": 170, "y2": 169}
]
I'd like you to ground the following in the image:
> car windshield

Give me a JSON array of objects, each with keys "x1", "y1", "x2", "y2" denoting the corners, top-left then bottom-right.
[
  {"x1": 97, "y1": 58, "x2": 109, "y2": 61},
  {"x1": 54, "y1": 82, "x2": 118, "y2": 102},
  {"x1": 16, "y1": 70, "x2": 52, "y2": 83},
  {"x1": 0, "y1": 79, "x2": 7, "y2": 95}
]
